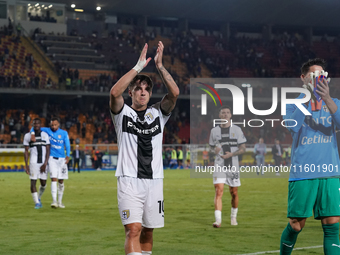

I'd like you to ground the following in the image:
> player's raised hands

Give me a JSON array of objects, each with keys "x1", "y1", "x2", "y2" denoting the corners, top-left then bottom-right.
[
  {"x1": 133, "y1": 43, "x2": 152, "y2": 73},
  {"x1": 316, "y1": 77, "x2": 331, "y2": 101},
  {"x1": 154, "y1": 41, "x2": 164, "y2": 68}
]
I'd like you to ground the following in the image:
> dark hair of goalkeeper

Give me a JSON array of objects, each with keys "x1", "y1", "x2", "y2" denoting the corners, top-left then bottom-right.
[{"x1": 301, "y1": 58, "x2": 326, "y2": 75}]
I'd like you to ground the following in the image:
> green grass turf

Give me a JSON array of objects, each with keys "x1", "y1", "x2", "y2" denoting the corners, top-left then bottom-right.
[{"x1": 0, "y1": 170, "x2": 325, "y2": 254}]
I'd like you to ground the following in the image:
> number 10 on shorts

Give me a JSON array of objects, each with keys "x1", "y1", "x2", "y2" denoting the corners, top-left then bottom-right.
[{"x1": 158, "y1": 200, "x2": 164, "y2": 214}]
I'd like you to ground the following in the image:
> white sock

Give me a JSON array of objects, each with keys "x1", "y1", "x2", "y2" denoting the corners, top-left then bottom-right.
[
  {"x1": 51, "y1": 181, "x2": 57, "y2": 203},
  {"x1": 31, "y1": 192, "x2": 39, "y2": 204},
  {"x1": 38, "y1": 185, "x2": 46, "y2": 199},
  {"x1": 58, "y1": 183, "x2": 64, "y2": 204},
  {"x1": 215, "y1": 210, "x2": 222, "y2": 223},
  {"x1": 231, "y1": 207, "x2": 238, "y2": 218},
  {"x1": 142, "y1": 251, "x2": 152, "y2": 255},
  {"x1": 127, "y1": 253, "x2": 142, "y2": 255}
]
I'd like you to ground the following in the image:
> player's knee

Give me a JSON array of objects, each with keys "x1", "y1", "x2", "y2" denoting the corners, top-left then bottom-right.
[
  {"x1": 290, "y1": 224, "x2": 302, "y2": 232},
  {"x1": 141, "y1": 227, "x2": 154, "y2": 238},
  {"x1": 30, "y1": 180, "x2": 36, "y2": 187},
  {"x1": 230, "y1": 189, "x2": 238, "y2": 198},
  {"x1": 125, "y1": 224, "x2": 142, "y2": 239},
  {"x1": 289, "y1": 219, "x2": 305, "y2": 232},
  {"x1": 216, "y1": 189, "x2": 223, "y2": 197}
]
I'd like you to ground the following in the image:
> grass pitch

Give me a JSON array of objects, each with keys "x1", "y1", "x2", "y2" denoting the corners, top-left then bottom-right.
[{"x1": 0, "y1": 170, "x2": 325, "y2": 254}]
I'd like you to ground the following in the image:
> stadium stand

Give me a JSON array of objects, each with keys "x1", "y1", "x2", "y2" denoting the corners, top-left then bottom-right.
[{"x1": 2, "y1": 15, "x2": 340, "y2": 169}]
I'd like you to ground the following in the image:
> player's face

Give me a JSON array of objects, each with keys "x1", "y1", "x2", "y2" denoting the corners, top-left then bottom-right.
[
  {"x1": 33, "y1": 120, "x2": 41, "y2": 132},
  {"x1": 259, "y1": 138, "x2": 264, "y2": 143},
  {"x1": 219, "y1": 108, "x2": 232, "y2": 121},
  {"x1": 300, "y1": 65, "x2": 323, "y2": 85},
  {"x1": 50, "y1": 120, "x2": 60, "y2": 132},
  {"x1": 130, "y1": 80, "x2": 152, "y2": 109}
]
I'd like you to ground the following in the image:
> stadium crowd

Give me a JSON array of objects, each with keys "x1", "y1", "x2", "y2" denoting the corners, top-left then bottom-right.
[
  {"x1": 1, "y1": 23, "x2": 340, "y2": 147},
  {"x1": 27, "y1": 27, "x2": 340, "y2": 93},
  {"x1": 0, "y1": 98, "x2": 193, "y2": 146}
]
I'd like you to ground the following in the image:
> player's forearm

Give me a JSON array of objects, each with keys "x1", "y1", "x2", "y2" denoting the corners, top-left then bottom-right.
[
  {"x1": 323, "y1": 97, "x2": 338, "y2": 115},
  {"x1": 232, "y1": 149, "x2": 245, "y2": 156},
  {"x1": 24, "y1": 152, "x2": 29, "y2": 167},
  {"x1": 44, "y1": 145, "x2": 50, "y2": 165},
  {"x1": 30, "y1": 127, "x2": 48, "y2": 133},
  {"x1": 157, "y1": 65, "x2": 179, "y2": 99},
  {"x1": 232, "y1": 145, "x2": 246, "y2": 156},
  {"x1": 110, "y1": 69, "x2": 137, "y2": 97},
  {"x1": 65, "y1": 143, "x2": 71, "y2": 157}
]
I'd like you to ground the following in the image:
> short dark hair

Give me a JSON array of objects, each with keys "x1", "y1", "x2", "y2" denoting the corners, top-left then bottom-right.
[
  {"x1": 219, "y1": 105, "x2": 232, "y2": 114},
  {"x1": 128, "y1": 74, "x2": 153, "y2": 91},
  {"x1": 301, "y1": 58, "x2": 326, "y2": 75},
  {"x1": 33, "y1": 118, "x2": 41, "y2": 123},
  {"x1": 51, "y1": 117, "x2": 60, "y2": 123}
]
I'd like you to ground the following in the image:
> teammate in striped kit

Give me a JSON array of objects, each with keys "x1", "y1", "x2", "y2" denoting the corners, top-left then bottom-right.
[
  {"x1": 31, "y1": 117, "x2": 71, "y2": 209},
  {"x1": 209, "y1": 106, "x2": 246, "y2": 228},
  {"x1": 23, "y1": 118, "x2": 50, "y2": 209},
  {"x1": 110, "y1": 41, "x2": 179, "y2": 255}
]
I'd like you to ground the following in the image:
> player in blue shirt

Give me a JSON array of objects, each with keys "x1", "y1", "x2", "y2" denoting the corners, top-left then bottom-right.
[
  {"x1": 31, "y1": 117, "x2": 71, "y2": 209},
  {"x1": 280, "y1": 58, "x2": 340, "y2": 255}
]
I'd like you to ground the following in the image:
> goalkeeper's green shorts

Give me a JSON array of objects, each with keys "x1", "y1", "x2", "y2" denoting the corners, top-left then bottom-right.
[{"x1": 287, "y1": 178, "x2": 340, "y2": 219}]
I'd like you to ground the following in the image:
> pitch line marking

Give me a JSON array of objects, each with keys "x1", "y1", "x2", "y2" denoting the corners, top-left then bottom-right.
[{"x1": 236, "y1": 245, "x2": 323, "y2": 255}]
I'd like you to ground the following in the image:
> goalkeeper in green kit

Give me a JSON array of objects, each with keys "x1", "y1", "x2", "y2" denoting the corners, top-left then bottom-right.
[{"x1": 280, "y1": 58, "x2": 340, "y2": 255}]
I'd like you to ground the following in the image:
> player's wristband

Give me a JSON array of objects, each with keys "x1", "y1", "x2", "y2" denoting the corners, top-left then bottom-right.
[
  {"x1": 133, "y1": 59, "x2": 146, "y2": 73},
  {"x1": 30, "y1": 132, "x2": 35, "y2": 135}
]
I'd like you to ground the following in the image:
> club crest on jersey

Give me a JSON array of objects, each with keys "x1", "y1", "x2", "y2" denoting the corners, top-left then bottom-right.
[
  {"x1": 145, "y1": 112, "x2": 154, "y2": 121},
  {"x1": 323, "y1": 105, "x2": 329, "y2": 112},
  {"x1": 58, "y1": 135, "x2": 62, "y2": 138},
  {"x1": 232, "y1": 133, "x2": 235, "y2": 137},
  {"x1": 122, "y1": 210, "x2": 130, "y2": 219}
]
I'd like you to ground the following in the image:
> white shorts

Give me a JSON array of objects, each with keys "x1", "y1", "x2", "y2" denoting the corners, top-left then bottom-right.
[
  {"x1": 212, "y1": 163, "x2": 241, "y2": 187},
  {"x1": 48, "y1": 156, "x2": 69, "y2": 180},
  {"x1": 213, "y1": 177, "x2": 241, "y2": 187},
  {"x1": 117, "y1": 176, "x2": 164, "y2": 228},
  {"x1": 29, "y1": 163, "x2": 48, "y2": 180}
]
